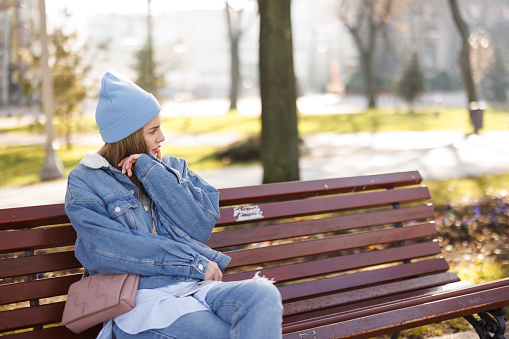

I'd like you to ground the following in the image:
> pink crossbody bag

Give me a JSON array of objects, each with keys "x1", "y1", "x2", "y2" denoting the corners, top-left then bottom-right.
[
  {"x1": 62, "y1": 273, "x2": 140, "y2": 334},
  {"x1": 62, "y1": 222, "x2": 157, "y2": 333}
]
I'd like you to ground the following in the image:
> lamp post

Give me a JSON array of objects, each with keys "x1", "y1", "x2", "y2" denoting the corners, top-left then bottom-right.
[{"x1": 39, "y1": 0, "x2": 64, "y2": 180}]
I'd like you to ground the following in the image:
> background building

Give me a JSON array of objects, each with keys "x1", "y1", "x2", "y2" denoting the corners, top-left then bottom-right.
[{"x1": 0, "y1": 0, "x2": 508, "y2": 111}]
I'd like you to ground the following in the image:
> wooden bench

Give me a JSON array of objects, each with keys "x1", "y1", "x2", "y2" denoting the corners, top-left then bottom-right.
[{"x1": 1, "y1": 170, "x2": 508, "y2": 338}]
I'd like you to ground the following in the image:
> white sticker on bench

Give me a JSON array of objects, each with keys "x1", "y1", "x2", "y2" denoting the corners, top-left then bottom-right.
[{"x1": 233, "y1": 205, "x2": 264, "y2": 222}]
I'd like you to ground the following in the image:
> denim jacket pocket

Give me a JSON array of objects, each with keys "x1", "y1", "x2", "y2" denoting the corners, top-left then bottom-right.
[{"x1": 106, "y1": 196, "x2": 139, "y2": 230}]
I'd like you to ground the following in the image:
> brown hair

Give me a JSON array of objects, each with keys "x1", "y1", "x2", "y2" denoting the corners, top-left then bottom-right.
[{"x1": 98, "y1": 128, "x2": 161, "y2": 196}]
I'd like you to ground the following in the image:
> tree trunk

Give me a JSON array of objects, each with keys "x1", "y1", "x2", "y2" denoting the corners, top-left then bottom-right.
[
  {"x1": 226, "y1": 6, "x2": 240, "y2": 111},
  {"x1": 340, "y1": 0, "x2": 383, "y2": 109},
  {"x1": 360, "y1": 50, "x2": 376, "y2": 108},
  {"x1": 229, "y1": 37, "x2": 239, "y2": 110},
  {"x1": 448, "y1": 0, "x2": 477, "y2": 104},
  {"x1": 258, "y1": 0, "x2": 300, "y2": 184}
]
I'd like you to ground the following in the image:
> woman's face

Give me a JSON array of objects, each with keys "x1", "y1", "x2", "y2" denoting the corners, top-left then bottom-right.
[{"x1": 143, "y1": 112, "x2": 165, "y2": 156}]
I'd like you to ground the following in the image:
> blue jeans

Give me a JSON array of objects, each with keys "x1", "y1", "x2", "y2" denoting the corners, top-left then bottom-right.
[{"x1": 112, "y1": 277, "x2": 283, "y2": 339}]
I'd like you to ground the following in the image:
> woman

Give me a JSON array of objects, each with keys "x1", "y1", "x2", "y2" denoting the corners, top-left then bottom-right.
[{"x1": 65, "y1": 71, "x2": 283, "y2": 339}]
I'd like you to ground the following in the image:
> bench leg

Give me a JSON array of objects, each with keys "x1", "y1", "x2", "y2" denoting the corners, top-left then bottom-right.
[{"x1": 463, "y1": 307, "x2": 507, "y2": 339}]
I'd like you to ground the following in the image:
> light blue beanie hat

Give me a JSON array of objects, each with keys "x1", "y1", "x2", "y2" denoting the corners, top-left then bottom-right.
[{"x1": 95, "y1": 71, "x2": 161, "y2": 143}]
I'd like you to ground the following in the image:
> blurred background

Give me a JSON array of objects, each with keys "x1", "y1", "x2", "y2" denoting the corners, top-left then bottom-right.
[
  {"x1": 1, "y1": 0, "x2": 509, "y2": 200},
  {"x1": 2, "y1": 0, "x2": 508, "y2": 114},
  {"x1": 0, "y1": 0, "x2": 509, "y2": 196},
  {"x1": 1, "y1": 0, "x2": 509, "y2": 336}
]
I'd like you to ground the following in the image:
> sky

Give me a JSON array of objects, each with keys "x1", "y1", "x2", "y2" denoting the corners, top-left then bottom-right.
[{"x1": 44, "y1": 0, "x2": 244, "y2": 30}]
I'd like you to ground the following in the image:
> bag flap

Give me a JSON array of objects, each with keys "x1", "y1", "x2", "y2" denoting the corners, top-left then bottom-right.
[{"x1": 63, "y1": 274, "x2": 139, "y2": 323}]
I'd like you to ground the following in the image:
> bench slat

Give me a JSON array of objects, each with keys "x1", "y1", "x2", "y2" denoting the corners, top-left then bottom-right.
[
  {"x1": 283, "y1": 271, "x2": 460, "y2": 317},
  {"x1": 0, "y1": 252, "x2": 80, "y2": 279},
  {"x1": 217, "y1": 186, "x2": 431, "y2": 226},
  {"x1": 282, "y1": 281, "x2": 475, "y2": 327},
  {"x1": 278, "y1": 256, "x2": 450, "y2": 300},
  {"x1": 282, "y1": 279, "x2": 509, "y2": 338},
  {"x1": 0, "y1": 173, "x2": 423, "y2": 229},
  {"x1": 0, "y1": 204, "x2": 68, "y2": 231},
  {"x1": 224, "y1": 241, "x2": 443, "y2": 283},
  {"x1": 225, "y1": 223, "x2": 437, "y2": 268},
  {"x1": 208, "y1": 205, "x2": 434, "y2": 248},
  {"x1": 0, "y1": 275, "x2": 81, "y2": 305},
  {"x1": 1, "y1": 325, "x2": 100, "y2": 339},
  {"x1": 219, "y1": 171, "x2": 422, "y2": 206},
  {"x1": 283, "y1": 279, "x2": 509, "y2": 335},
  {"x1": 0, "y1": 302, "x2": 64, "y2": 332},
  {"x1": 0, "y1": 226, "x2": 75, "y2": 254}
]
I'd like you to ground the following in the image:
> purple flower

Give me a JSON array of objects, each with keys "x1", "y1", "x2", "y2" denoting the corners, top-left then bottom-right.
[{"x1": 472, "y1": 205, "x2": 481, "y2": 219}]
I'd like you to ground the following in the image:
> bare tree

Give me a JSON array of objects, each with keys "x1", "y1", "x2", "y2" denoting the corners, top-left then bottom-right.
[
  {"x1": 448, "y1": 0, "x2": 477, "y2": 106},
  {"x1": 337, "y1": 0, "x2": 394, "y2": 108},
  {"x1": 225, "y1": 0, "x2": 257, "y2": 111},
  {"x1": 258, "y1": 0, "x2": 299, "y2": 183},
  {"x1": 134, "y1": 0, "x2": 159, "y2": 97}
]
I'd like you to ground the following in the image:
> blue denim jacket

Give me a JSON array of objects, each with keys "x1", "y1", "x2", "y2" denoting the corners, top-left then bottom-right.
[{"x1": 65, "y1": 152, "x2": 231, "y2": 290}]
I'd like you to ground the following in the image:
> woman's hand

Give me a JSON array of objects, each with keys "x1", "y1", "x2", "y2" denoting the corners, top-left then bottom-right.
[
  {"x1": 204, "y1": 261, "x2": 222, "y2": 281},
  {"x1": 118, "y1": 154, "x2": 143, "y2": 177}
]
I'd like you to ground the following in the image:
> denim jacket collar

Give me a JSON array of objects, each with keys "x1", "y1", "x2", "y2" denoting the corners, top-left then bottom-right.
[
  {"x1": 79, "y1": 151, "x2": 136, "y2": 189},
  {"x1": 80, "y1": 151, "x2": 111, "y2": 169}
]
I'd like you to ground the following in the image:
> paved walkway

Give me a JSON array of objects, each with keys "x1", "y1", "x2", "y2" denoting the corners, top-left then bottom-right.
[{"x1": 1, "y1": 130, "x2": 509, "y2": 209}]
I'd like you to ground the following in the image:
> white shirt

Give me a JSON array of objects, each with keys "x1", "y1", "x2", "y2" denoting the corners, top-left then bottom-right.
[{"x1": 96, "y1": 280, "x2": 220, "y2": 339}]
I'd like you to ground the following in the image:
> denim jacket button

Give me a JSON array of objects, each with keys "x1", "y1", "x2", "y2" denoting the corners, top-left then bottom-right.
[
  {"x1": 130, "y1": 190, "x2": 135, "y2": 194},
  {"x1": 115, "y1": 207, "x2": 121, "y2": 213},
  {"x1": 144, "y1": 205, "x2": 149, "y2": 211},
  {"x1": 198, "y1": 263, "x2": 204, "y2": 271}
]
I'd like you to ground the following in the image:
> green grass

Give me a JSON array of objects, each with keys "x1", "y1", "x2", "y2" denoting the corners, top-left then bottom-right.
[
  {"x1": 0, "y1": 118, "x2": 98, "y2": 135},
  {"x1": 3, "y1": 136, "x2": 509, "y2": 211},
  {"x1": 162, "y1": 108, "x2": 509, "y2": 136},
  {"x1": 2, "y1": 107, "x2": 509, "y2": 189},
  {"x1": 0, "y1": 144, "x2": 223, "y2": 187},
  {"x1": 0, "y1": 144, "x2": 101, "y2": 186},
  {"x1": 162, "y1": 113, "x2": 261, "y2": 136},
  {"x1": 2, "y1": 107, "x2": 509, "y2": 137},
  {"x1": 375, "y1": 318, "x2": 474, "y2": 339},
  {"x1": 452, "y1": 260, "x2": 509, "y2": 284},
  {"x1": 424, "y1": 173, "x2": 509, "y2": 206}
]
